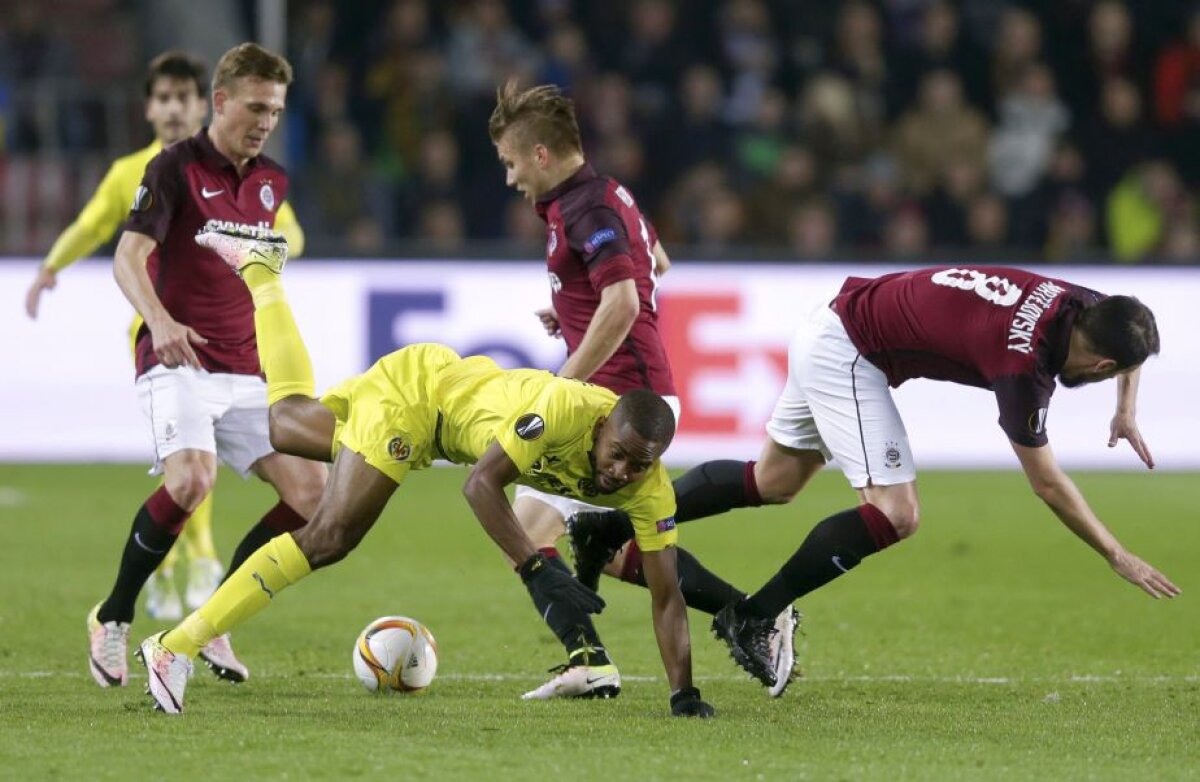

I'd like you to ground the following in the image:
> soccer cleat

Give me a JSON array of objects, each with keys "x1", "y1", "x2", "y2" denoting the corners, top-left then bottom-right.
[
  {"x1": 86, "y1": 603, "x2": 130, "y2": 688},
  {"x1": 198, "y1": 633, "x2": 249, "y2": 683},
  {"x1": 767, "y1": 606, "x2": 802, "y2": 698},
  {"x1": 185, "y1": 557, "x2": 225, "y2": 611},
  {"x1": 135, "y1": 632, "x2": 193, "y2": 715},
  {"x1": 196, "y1": 227, "x2": 289, "y2": 276},
  {"x1": 566, "y1": 510, "x2": 633, "y2": 592},
  {"x1": 521, "y1": 663, "x2": 621, "y2": 700},
  {"x1": 145, "y1": 570, "x2": 183, "y2": 621},
  {"x1": 712, "y1": 600, "x2": 777, "y2": 688}
]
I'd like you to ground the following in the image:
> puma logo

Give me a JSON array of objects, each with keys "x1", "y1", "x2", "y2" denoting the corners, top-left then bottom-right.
[{"x1": 252, "y1": 572, "x2": 275, "y2": 598}]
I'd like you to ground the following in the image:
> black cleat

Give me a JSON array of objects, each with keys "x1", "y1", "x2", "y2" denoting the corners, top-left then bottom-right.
[
  {"x1": 712, "y1": 600, "x2": 777, "y2": 688},
  {"x1": 566, "y1": 510, "x2": 634, "y2": 592}
]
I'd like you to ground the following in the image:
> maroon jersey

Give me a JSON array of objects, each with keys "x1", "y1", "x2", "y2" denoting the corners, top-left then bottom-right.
[
  {"x1": 834, "y1": 266, "x2": 1104, "y2": 447},
  {"x1": 124, "y1": 128, "x2": 288, "y2": 377},
  {"x1": 533, "y1": 164, "x2": 675, "y2": 396}
]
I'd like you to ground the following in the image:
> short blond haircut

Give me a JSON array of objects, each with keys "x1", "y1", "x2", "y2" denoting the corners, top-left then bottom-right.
[
  {"x1": 212, "y1": 42, "x2": 293, "y2": 94},
  {"x1": 488, "y1": 79, "x2": 582, "y2": 155}
]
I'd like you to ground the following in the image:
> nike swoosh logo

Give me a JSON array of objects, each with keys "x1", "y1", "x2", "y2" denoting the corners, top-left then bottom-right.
[
  {"x1": 133, "y1": 532, "x2": 168, "y2": 554},
  {"x1": 831, "y1": 556, "x2": 849, "y2": 573},
  {"x1": 201, "y1": 187, "x2": 225, "y2": 198},
  {"x1": 252, "y1": 572, "x2": 275, "y2": 598},
  {"x1": 585, "y1": 677, "x2": 610, "y2": 685}
]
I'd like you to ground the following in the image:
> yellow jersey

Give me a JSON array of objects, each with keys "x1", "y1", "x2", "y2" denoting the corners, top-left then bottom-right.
[
  {"x1": 436, "y1": 355, "x2": 678, "y2": 552},
  {"x1": 323, "y1": 345, "x2": 679, "y2": 553},
  {"x1": 43, "y1": 138, "x2": 304, "y2": 272}
]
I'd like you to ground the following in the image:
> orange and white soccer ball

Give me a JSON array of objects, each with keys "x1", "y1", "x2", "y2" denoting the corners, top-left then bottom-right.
[{"x1": 352, "y1": 616, "x2": 439, "y2": 693}]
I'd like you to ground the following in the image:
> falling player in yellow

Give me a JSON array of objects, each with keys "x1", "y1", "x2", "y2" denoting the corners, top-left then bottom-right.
[
  {"x1": 135, "y1": 227, "x2": 716, "y2": 719},
  {"x1": 23, "y1": 52, "x2": 305, "y2": 620}
]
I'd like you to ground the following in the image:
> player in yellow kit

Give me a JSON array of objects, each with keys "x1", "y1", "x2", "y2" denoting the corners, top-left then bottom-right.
[
  {"x1": 135, "y1": 227, "x2": 715, "y2": 719},
  {"x1": 23, "y1": 52, "x2": 305, "y2": 620}
]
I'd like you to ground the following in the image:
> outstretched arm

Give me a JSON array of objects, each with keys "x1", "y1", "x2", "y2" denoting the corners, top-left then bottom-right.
[
  {"x1": 1109, "y1": 367, "x2": 1154, "y2": 469},
  {"x1": 464, "y1": 442, "x2": 606, "y2": 614},
  {"x1": 641, "y1": 547, "x2": 694, "y2": 692},
  {"x1": 1012, "y1": 440, "x2": 1179, "y2": 598}
]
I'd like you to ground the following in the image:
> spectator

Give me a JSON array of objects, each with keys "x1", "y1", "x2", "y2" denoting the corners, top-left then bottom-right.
[
  {"x1": 786, "y1": 198, "x2": 838, "y2": 258},
  {"x1": 1081, "y1": 77, "x2": 1156, "y2": 202},
  {"x1": 990, "y1": 7, "x2": 1042, "y2": 101},
  {"x1": 966, "y1": 192, "x2": 1010, "y2": 249},
  {"x1": 1106, "y1": 160, "x2": 1187, "y2": 261},
  {"x1": 924, "y1": 157, "x2": 988, "y2": 247},
  {"x1": 445, "y1": 0, "x2": 539, "y2": 102},
  {"x1": 1045, "y1": 192, "x2": 1099, "y2": 261},
  {"x1": 417, "y1": 200, "x2": 467, "y2": 252},
  {"x1": 1153, "y1": 8, "x2": 1200, "y2": 185},
  {"x1": 892, "y1": 69, "x2": 989, "y2": 194},
  {"x1": 746, "y1": 144, "x2": 822, "y2": 243},
  {"x1": 891, "y1": 0, "x2": 991, "y2": 116},
  {"x1": 987, "y1": 63, "x2": 1070, "y2": 199}
]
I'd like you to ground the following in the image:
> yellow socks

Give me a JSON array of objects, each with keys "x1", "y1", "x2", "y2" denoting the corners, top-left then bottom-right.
[
  {"x1": 161, "y1": 533, "x2": 312, "y2": 657},
  {"x1": 181, "y1": 490, "x2": 218, "y2": 561},
  {"x1": 242, "y1": 264, "x2": 315, "y2": 405}
]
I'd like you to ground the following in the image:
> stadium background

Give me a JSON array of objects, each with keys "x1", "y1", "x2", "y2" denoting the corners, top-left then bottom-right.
[
  {"x1": 0, "y1": 0, "x2": 1197, "y2": 261},
  {"x1": 0, "y1": 4, "x2": 1197, "y2": 779}
]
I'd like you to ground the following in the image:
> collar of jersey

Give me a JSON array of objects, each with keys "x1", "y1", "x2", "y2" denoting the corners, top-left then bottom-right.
[
  {"x1": 535, "y1": 162, "x2": 597, "y2": 209},
  {"x1": 195, "y1": 126, "x2": 262, "y2": 173}
]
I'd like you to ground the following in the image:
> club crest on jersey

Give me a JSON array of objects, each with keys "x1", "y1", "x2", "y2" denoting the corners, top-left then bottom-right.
[
  {"x1": 515, "y1": 414, "x2": 545, "y2": 441},
  {"x1": 584, "y1": 228, "x2": 617, "y2": 254},
  {"x1": 656, "y1": 517, "x2": 676, "y2": 533},
  {"x1": 259, "y1": 182, "x2": 276, "y2": 211},
  {"x1": 387, "y1": 436, "x2": 411, "y2": 461},
  {"x1": 131, "y1": 185, "x2": 153, "y2": 212},
  {"x1": 884, "y1": 441, "x2": 903, "y2": 469}
]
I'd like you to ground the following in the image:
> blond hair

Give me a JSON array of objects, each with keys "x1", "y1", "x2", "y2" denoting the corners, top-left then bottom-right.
[
  {"x1": 488, "y1": 79, "x2": 582, "y2": 155},
  {"x1": 212, "y1": 42, "x2": 293, "y2": 94}
]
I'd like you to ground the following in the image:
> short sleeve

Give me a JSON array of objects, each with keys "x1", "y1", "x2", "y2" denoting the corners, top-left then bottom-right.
[
  {"x1": 494, "y1": 385, "x2": 579, "y2": 474},
  {"x1": 993, "y1": 373, "x2": 1056, "y2": 447},
  {"x1": 123, "y1": 150, "x2": 182, "y2": 244},
  {"x1": 621, "y1": 464, "x2": 678, "y2": 552},
  {"x1": 565, "y1": 206, "x2": 637, "y2": 290}
]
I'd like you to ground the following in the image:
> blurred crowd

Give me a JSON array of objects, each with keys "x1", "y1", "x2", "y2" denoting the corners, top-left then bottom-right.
[{"x1": 3, "y1": 0, "x2": 1199, "y2": 261}]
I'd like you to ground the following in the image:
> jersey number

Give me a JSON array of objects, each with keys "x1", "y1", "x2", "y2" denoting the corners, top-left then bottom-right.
[
  {"x1": 639, "y1": 217, "x2": 659, "y2": 312},
  {"x1": 930, "y1": 268, "x2": 1022, "y2": 307}
]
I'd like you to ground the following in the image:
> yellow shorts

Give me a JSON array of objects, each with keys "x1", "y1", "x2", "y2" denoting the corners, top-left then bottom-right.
[{"x1": 320, "y1": 344, "x2": 461, "y2": 485}]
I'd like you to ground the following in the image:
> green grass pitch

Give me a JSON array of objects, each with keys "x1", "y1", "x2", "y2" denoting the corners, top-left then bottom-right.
[{"x1": 0, "y1": 464, "x2": 1195, "y2": 780}]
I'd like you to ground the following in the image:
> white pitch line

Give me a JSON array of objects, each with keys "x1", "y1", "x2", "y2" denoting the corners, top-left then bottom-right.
[{"x1": 2, "y1": 671, "x2": 1197, "y2": 683}]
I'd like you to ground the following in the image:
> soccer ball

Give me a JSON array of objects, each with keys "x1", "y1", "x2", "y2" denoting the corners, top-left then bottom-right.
[{"x1": 352, "y1": 616, "x2": 439, "y2": 693}]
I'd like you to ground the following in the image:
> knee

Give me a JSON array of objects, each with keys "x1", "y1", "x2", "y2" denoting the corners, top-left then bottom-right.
[
  {"x1": 880, "y1": 502, "x2": 920, "y2": 540},
  {"x1": 294, "y1": 521, "x2": 357, "y2": 569},
  {"x1": 164, "y1": 469, "x2": 214, "y2": 511}
]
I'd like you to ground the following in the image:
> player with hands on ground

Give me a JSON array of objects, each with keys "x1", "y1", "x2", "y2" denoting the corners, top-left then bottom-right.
[
  {"x1": 491, "y1": 80, "x2": 793, "y2": 701},
  {"x1": 573, "y1": 266, "x2": 1180, "y2": 689},
  {"x1": 135, "y1": 225, "x2": 714, "y2": 718}
]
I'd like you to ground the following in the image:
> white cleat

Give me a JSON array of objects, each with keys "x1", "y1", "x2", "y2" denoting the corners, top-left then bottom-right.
[
  {"x1": 185, "y1": 557, "x2": 224, "y2": 611},
  {"x1": 86, "y1": 603, "x2": 130, "y2": 687},
  {"x1": 198, "y1": 633, "x2": 249, "y2": 683},
  {"x1": 196, "y1": 228, "x2": 288, "y2": 276},
  {"x1": 767, "y1": 606, "x2": 802, "y2": 698},
  {"x1": 521, "y1": 664, "x2": 621, "y2": 700},
  {"x1": 145, "y1": 571, "x2": 183, "y2": 621},
  {"x1": 136, "y1": 633, "x2": 192, "y2": 715}
]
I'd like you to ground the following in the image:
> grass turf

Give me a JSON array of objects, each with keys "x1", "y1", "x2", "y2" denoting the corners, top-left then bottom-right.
[{"x1": 0, "y1": 465, "x2": 1195, "y2": 780}]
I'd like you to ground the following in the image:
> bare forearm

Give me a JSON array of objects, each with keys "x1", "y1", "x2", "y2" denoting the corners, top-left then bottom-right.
[
  {"x1": 1035, "y1": 476, "x2": 1122, "y2": 560},
  {"x1": 113, "y1": 240, "x2": 170, "y2": 328},
  {"x1": 559, "y1": 301, "x2": 636, "y2": 381},
  {"x1": 643, "y1": 548, "x2": 694, "y2": 692},
  {"x1": 651, "y1": 589, "x2": 693, "y2": 692},
  {"x1": 463, "y1": 479, "x2": 537, "y2": 565},
  {"x1": 1116, "y1": 369, "x2": 1140, "y2": 414}
]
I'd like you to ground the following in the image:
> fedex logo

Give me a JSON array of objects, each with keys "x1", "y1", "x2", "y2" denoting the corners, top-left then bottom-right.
[
  {"x1": 367, "y1": 288, "x2": 791, "y2": 437},
  {"x1": 368, "y1": 291, "x2": 554, "y2": 371}
]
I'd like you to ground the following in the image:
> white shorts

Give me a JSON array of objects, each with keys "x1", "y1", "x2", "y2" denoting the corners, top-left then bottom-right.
[
  {"x1": 135, "y1": 365, "x2": 274, "y2": 477},
  {"x1": 514, "y1": 394, "x2": 682, "y2": 518},
  {"x1": 766, "y1": 306, "x2": 915, "y2": 488}
]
